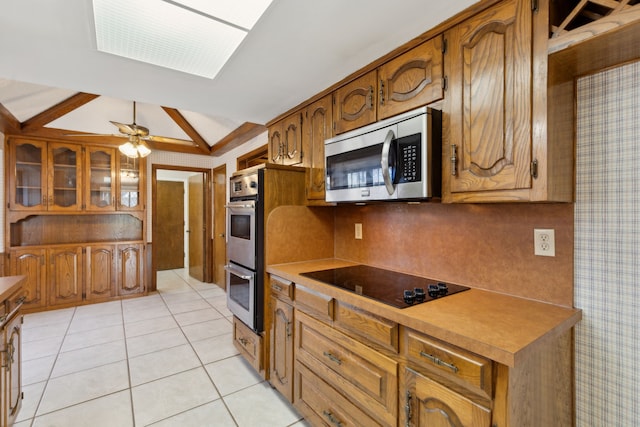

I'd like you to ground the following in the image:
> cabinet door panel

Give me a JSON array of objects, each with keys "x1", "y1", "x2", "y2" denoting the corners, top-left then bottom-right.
[
  {"x1": 117, "y1": 155, "x2": 144, "y2": 211},
  {"x1": 117, "y1": 244, "x2": 144, "y2": 295},
  {"x1": 4, "y1": 314, "x2": 23, "y2": 427},
  {"x1": 270, "y1": 297, "x2": 294, "y2": 401},
  {"x1": 378, "y1": 35, "x2": 444, "y2": 119},
  {"x1": 9, "y1": 139, "x2": 47, "y2": 211},
  {"x1": 48, "y1": 247, "x2": 83, "y2": 306},
  {"x1": 403, "y1": 367, "x2": 491, "y2": 427},
  {"x1": 282, "y1": 113, "x2": 303, "y2": 165},
  {"x1": 446, "y1": 0, "x2": 532, "y2": 195},
  {"x1": 269, "y1": 122, "x2": 283, "y2": 164},
  {"x1": 10, "y1": 249, "x2": 46, "y2": 309},
  {"x1": 86, "y1": 245, "x2": 117, "y2": 300},
  {"x1": 48, "y1": 143, "x2": 82, "y2": 211},
  {"x1": 334, "y1": 71, "x2": 377, "y2": 134},
  {"x1": 304, "y1": 95, "x2": 332, "y2": 200},
  {"x1": 86, "y1": 146, "x2": 116, "y2": 211}
]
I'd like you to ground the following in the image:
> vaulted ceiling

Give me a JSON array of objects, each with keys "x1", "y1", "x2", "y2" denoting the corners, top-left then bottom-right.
[{"x1": 0, "y1": 0, "x2": 476, "y2": 156}]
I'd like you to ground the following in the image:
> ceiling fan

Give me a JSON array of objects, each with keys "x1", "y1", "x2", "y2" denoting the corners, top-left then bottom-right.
[{"x1": 67, "y1": 101, "x2": 194, "y2": 158}]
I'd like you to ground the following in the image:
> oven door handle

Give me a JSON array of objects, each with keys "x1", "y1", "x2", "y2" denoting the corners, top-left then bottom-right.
[
  {"x1": 224, "y1": 265, "x2": 254, "y2": 280},
  {"x1": 224, "y1": 203, "x2": 255, "y2": 209}
]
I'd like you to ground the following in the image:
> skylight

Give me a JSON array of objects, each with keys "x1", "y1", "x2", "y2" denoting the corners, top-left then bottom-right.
[{"x1": 92, "y1": 0, "x2": 273, "y2": 79}]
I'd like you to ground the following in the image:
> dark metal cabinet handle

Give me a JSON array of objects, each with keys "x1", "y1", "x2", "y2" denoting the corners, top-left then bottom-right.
[
  {"x1": 323, "y1": 351, "x2": 342, "y2": 365},
  {"x1": 420, "y1": 350, "x2": 459, "y2": 373},
  {"x1": 450, "y1": 144, "x2": 458, "y2": 176},
  {"x1": 322, "y1": 410, "x2": 344, "y2": 427}
]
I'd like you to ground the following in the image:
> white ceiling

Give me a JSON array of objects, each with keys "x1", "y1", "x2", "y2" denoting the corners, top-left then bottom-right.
[{"x1": 0, "y1": 0, "x2": 476, "y2": 146}]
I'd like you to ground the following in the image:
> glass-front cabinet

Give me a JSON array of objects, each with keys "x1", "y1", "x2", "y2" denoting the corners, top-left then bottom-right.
[
  {"x1": 85, "y1": 146, "x2": 116, "y2": 211},
  {"x1": 9, "y1": 139, "x2": 82, "y2": 211},
  {"x1": 117, "y1": 153, "x2": 144, "y2": 211}
]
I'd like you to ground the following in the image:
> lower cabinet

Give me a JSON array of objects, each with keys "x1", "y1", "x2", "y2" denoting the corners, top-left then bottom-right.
[
  {"x1": 401, "y1": 367, "x2": 492, "y2": 427},
  {"x1": 1, "y1": 285, "x2": 25, "y2": 427},
  {"x1": 232, "y1": 316, "x2": 263, "y2": 373},
  {"x1": 269, "y1": 295, "x2": 294, "y2": 402},
  {"x1": 9, "y1": 242, "x2": 146, "y2": 312}
]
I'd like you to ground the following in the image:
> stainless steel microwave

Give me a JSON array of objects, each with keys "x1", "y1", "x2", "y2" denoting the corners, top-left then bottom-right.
[{"x1": 324, "y1": 106, "x2": 441, "y2": 203}]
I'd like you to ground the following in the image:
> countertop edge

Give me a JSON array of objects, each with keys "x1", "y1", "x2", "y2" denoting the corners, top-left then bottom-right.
[
  {"x1": 0, "y1": 275, "x2": 26, "y2": 302},
  {"x1": 267, "y1": 260, "x2": 582, "y2": 367}
]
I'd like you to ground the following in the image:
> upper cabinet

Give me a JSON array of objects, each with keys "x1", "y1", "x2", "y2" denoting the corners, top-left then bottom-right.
[
  {"x1": 378, "y1": 35, "x2": 444, "y2": 120},
  {"x1": 8, "y1": 138, "x2": 145, "y2": 213},
  {"x1": 333, "y1": 70, "x2": 377, "y2": 134},
  {"x1": 117, "y1": 153, "x2": 145, "y2": 211},
  {"x1": 442, "y1": 0, "x2": 572, "y2": 202},
  {"x1": 269, "y1": 113, "x2": 304, "y2": 166},
  {"x1": 9, "y1": 139, "x2": 82, "y2": 211},
  {"x1": 303, "y1": 95, "x2": 333, "y2": 202}
]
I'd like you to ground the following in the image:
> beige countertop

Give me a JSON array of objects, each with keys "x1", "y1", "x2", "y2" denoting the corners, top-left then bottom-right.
[
  {"x1": 267, "y1": 259, "x2": 581, "y2": 367},
  {"x1": 0, "y1": 275, "x2": 25, "y2": 302}
]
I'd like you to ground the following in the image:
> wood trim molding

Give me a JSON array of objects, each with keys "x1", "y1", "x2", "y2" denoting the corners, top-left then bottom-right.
[
  {"x1": 0, "y1": 102, "x2": 21, "y2": 134},
  {"x1": 20, "y1": 92, "x2": 99, "y2": 132},
  {"x1": 211, "y1": 122, "x2": 266, "y2": 157},
  {"x1": 161, "y1": 107, "x2": 211, "y2": 154}
]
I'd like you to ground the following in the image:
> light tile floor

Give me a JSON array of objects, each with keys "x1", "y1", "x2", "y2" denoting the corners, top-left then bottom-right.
[{"x1": 16, "y1": 269, "x2": 309, "y2": 427}]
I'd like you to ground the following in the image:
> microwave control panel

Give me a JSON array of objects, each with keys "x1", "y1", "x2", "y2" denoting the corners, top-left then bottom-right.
[{"x1": 398, "y1": 134, "x2": 421, "y2": 183}]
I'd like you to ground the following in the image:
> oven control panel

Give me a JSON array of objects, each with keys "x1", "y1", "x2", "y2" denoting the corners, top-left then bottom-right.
[{"x1": 230, "y1": 173, "x2": 258, "y2": 199}]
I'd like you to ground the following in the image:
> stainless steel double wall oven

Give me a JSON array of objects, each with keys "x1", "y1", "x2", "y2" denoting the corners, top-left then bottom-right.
[{"x1": 225, "y1": 171, "x2": 264, "y2": 332}]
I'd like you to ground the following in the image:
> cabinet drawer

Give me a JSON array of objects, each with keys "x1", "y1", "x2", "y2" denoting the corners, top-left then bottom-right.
[
  {"x1": 295, "y1": 310, "x2": 397, "y2": 426},
  {"x1": 403, "y1": 328, "x2": 492, "y2": 397},
  {"x1": 294, "y1": 284, "x2": 333, "y2": 322},
  {"x1": 334, "y1": 300, "x2": 398, "y2": 353},
  {"x1": 270, "y1": 275, "x2": 293, "y2": 302},
  {"x1": 294, "y1": 361, "x2": 383, "y2": 427},
  {"x1": 233, "y1": 316, "x2": 263, "y2": 372},
  {"x1": 6, "y1": 289, "x2": 26, "y2": 315}
]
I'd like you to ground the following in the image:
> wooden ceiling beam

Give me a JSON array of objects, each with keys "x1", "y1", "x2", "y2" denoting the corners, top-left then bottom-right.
[
  {"x1": 161, "y1": 107, "x2": 211, "y2": 155},
  {"x1": 0, "y1": 102, "x2": 21, "y2": 134},
  {"x1": 20, "y1": 92, "x2": 100, "y2": 133},
  {"x1": 210, "y1": 122, "x2": 266, "y2": 157}
]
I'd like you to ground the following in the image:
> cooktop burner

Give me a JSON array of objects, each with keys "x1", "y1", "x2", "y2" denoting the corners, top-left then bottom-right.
[{"x1": 300, "y1": 265, "x2": 469, "y2": 309}]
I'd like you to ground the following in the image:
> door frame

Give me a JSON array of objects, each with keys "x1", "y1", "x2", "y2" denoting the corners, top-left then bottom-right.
[{"x1": 151, "y1": 164, "x2": 212, "y2": 291}]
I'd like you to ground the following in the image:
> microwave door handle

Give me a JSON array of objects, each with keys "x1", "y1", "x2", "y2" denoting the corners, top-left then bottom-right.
[{"x1": 381, "y1": 130, "x2": 396, "y2": 195}]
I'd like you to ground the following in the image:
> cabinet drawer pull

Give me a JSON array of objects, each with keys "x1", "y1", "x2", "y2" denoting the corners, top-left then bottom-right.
[
  {"x1": 322, "y1": 410, "x2": 344, "y2": 427},
  {"x1": 272, "y1": 284, "x2": 282, "y2": 292},
  {"x1": 238, "y1": 337, "x2": 249, "y2": 346},
  {"x1": 323, "y1": 351, "x2": 342, "y2": 365},
  {"x1": 15, "y1": 296, "x2": 26, "y2": 306},
  {"x1": 0, "y1": 314, "x2": 6, "y2": 323},
  {"x1": 420, "y1": 351, "x2": 459, "y2": 373}
]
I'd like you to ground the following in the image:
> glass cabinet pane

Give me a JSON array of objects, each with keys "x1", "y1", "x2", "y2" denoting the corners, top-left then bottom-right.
[
  {"x1": 51, "y1": 145, "x2": 78, "y2": 208},
  {"x1": 14, "y1": 142, "x2": 44, "y2": 208},
  {"x1": 88, "y1": 149, "x2": 114, "y2": 210},
  {"x1": 119, "y1": 154, "x2": 141, "y2": 210}
]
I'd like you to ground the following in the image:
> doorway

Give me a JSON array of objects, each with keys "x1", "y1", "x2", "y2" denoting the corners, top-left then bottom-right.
[{"x1": 151, "y1": 165, "x2": 212, "y2": 292}]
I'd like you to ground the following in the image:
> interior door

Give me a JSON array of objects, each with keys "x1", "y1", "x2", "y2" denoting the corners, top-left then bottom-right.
[
  {"x1": 213, "y1": 164, "x2": 227, "y2": 289},
  {"x1": 188, "y1": 173, "x2": 205, "y2": 281},
  {"x1": 156, "y1": 181, "x2": 185, "y2": 270}
]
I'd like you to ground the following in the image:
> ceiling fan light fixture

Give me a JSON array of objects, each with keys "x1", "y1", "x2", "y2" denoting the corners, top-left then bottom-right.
[
  {"x1": 119, "y1": 141, "x2": 138, "y2": 158},
  {"x1": 136, "y1": 142, "x2": 152, "y2": 158}
]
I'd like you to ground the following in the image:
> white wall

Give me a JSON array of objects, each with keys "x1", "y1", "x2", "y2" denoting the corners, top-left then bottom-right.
[{"x1": 574, "y1": 61, "x2": 640, "y2": 426}]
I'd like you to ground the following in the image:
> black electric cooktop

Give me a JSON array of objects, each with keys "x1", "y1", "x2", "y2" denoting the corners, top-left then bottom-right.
[{"x1": 300, "y1": 265, "x2": 469, "y2": 309}]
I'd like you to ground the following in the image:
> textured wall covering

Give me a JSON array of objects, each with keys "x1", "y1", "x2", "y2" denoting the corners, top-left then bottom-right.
[{"x1": 575, "y1": 61, "x2": 640, "y2": 426}]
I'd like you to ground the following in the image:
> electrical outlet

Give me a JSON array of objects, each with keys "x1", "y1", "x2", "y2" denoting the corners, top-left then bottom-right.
[
  {"x1": 534, "y1": 229, "x2": 555, "y2": 257},
  {"x1": 355, "y1": 223, "x2": 363, "y2": 240}
]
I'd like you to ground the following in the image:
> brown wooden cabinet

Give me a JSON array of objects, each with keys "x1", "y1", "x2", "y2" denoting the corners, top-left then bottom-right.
[
  {"x1": 333, "y1": 70, "x2": 377, "y2": 135},
  {"x1": 378, "y1": 35, "x2": 444, "y2": 120},
  {"x1": 8, "y1": 139, "x2": 82, "y2": 211},
  {"x1": 302, "y1": 95, "x2": 333, "y2": 202},
  {"x1": 0, "y1": 281, "x2": 25, "y2": 427},
  {"x1": 85, "y1": 146, "x2": 116, "y2": 211},
  {"x1": 85, "y1": 244, "x2": 117, "y2": 301},
  {"x1": 117, "y1": 243, "x2": 145, "y2": 296},
  {"x1": 116, "y1": 154, "x2": 145, "y2": 211},
  {"x1": 233, "y1": 316, "x2": 263, "y2": 372},
  {"x1": 269, "y1": 276, "x2": 295, "y2": 402},
  {"x1": 268, "y1": 113, "x2": 303, "y2": 166},
  {"x1": 48, "y1": 246, "x2": 83, "y2": 307},
  {"x1": 401, "y1": 367, "x2": 492, "y2": 427},
  {"x1": 442, "y1": 0, "x2": 571, "y2": 202},
  {"x1": 9, "y1": 248, "x2": 46, "y2": 310}
]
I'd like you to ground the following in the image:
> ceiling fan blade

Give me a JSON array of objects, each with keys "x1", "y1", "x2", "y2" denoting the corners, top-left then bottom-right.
[
  {"x1": 110, "y1": 120, "x2": 136, "y2": 135},
  {"x1": 145, "y1": 134, "x2": 197, "y2": 146}
]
